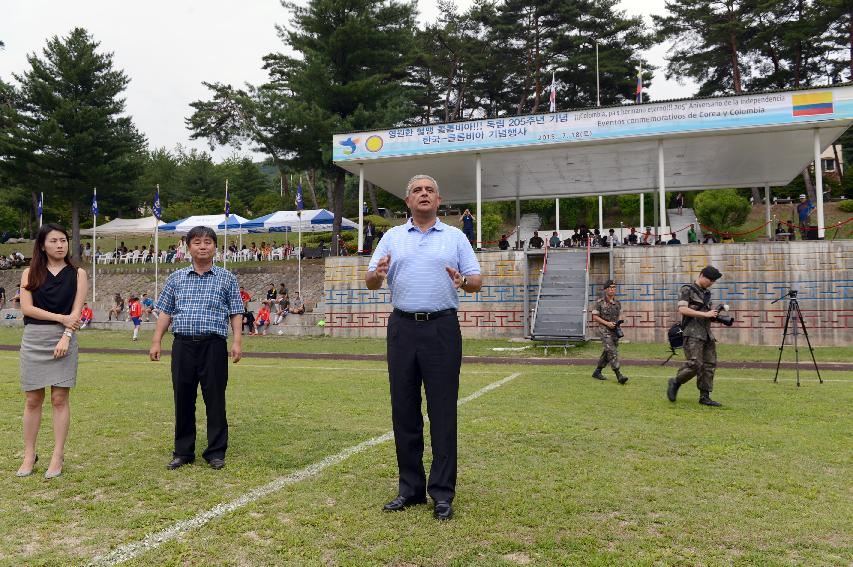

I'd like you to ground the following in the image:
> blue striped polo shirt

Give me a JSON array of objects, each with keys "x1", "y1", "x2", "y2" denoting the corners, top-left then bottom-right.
[
  {"x1": 368, "y1": 218, "x2": 481, "y2": 312},
  {"x1": 155, "y1": 264, "x2": 244, "y2": 337}
]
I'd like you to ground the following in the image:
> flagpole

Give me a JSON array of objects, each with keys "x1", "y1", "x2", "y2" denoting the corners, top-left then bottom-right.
[
  {"x1": 223, "y1": 179, "x2": 228, "y2": 269},
  {"x1": 154, "y1": 184, "x2": 160, "y2": 299},
  {"x1": 92, "y1": 188, "x2": 97, "y2": 306},
  {"x1": 595, "y1": 40, "x2": 600, "y2": 107},
  {"x1": 298, "y1": 213, "x2": 302, "y2": 297},
  {"x1": 296, "y1": 176, "x2": 303, "y2": 297}
]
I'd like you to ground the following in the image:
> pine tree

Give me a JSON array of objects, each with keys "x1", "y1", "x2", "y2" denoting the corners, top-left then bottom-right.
[{"x1": 12, "y1": 28, "x2": 145, "y2": 256}]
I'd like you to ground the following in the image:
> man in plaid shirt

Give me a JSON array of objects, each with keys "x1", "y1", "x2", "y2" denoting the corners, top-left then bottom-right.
[{"x1": 150, "y1": 226, "x2": 244, "y2": 471}]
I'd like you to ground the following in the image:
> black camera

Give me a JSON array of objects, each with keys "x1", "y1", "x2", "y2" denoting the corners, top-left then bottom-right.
[
  {"x1": 613, "y1": 319, "x2": 625, "y2": 338},
  {"x1": 711, "y1": 304, "x2": 734, "y2": 326}
]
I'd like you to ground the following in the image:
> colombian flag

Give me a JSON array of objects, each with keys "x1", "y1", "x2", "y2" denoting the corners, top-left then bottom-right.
[{"x1": 792, "y1": 92, "x2": 833, "y2": 116}]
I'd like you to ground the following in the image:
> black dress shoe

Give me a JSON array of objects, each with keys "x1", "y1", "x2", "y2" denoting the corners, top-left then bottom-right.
[
  {"x1": 592, "y1": 369, "x2": 606, "y2": 380},
  {"x1": 167, "y1": 456, "x2": 194, "y2": 470},
  {"x1": 382, "y1": 495, "x2": 427, "y2": 512},
  {"x1": 208, "y1": 458, "x2": 225, "y2": 470},
  {"x1": 433, "y1": 500, "x2": 453, "y2": 521}
]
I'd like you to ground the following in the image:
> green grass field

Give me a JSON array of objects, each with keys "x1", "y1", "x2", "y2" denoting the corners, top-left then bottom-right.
[{"x1": 0, "y1": 330, "x2": 849, "y2": 565}]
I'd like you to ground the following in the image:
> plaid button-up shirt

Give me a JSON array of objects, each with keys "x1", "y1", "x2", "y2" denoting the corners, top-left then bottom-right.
[{"x1": 155, "y1": 264, "x2": 244, "y2": 338}]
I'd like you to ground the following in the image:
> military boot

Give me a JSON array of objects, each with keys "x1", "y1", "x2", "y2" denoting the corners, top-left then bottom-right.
[
  {"x1": 592, "y1": 368, "x2": 606, "y2": 380},
  {"x1": 667, "y1": 378, "x2": 680, "y2": 402},
  {"x1": 699, "y1": 391, "x2": 722, "y2": 407},
  {"x1": 615, "y1": 371, "x2": 629, "y2": 385}
]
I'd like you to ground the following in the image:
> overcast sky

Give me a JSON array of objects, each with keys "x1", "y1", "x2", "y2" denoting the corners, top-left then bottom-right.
[{"x1": 2, "y1": 0, "x2": 696, "y2": 162}]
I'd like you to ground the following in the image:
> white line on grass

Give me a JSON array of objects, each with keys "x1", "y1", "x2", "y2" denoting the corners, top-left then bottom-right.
[{"x1": 88, "y1": 371, "x2": 522, "y2": 566}]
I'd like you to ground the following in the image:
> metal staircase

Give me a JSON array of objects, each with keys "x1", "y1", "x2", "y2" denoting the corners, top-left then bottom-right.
[{"x1": 530, "y1": 249, "x2": 589, "y2": 341}]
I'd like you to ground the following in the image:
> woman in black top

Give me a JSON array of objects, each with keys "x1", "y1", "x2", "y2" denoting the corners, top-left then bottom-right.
[{"x1": 17, "y1": 224, "x2": 87, "y2": 479}]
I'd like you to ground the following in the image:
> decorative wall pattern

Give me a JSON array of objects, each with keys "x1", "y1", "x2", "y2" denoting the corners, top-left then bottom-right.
[{"x1": 324, "y1": 242, "x2": 852, "y2": 346}]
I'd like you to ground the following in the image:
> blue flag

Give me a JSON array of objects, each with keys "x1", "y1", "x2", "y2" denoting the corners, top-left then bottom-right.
[
  {"x1": 37, "y1": 193, "x2": 43, "y2": 218},
  {"x1": 296, "y1": 179, "x2": 304, "y2": 211},
  {"x1": 224, "y1": 184, "x2": 230, "y2": 215},
  {"x1": 92, "y1": 189, "x2": 98, "y2": 216},
  {"x1": 153, "y1": 187, "x2": 161, "y2": 219}
]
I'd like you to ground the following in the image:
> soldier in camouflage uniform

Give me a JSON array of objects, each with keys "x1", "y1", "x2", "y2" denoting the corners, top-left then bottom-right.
[
  {"x1": 591, "y1": 279, "x2": 629, "y2": 384},
  {"x1": 667, "y1": 266, "x2": 723, "y2": 406}
]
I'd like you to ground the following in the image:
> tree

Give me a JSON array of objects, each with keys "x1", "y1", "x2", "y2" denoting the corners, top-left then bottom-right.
[
  {"x1": 12, "y1": 28, "x2": 146, "y2": 258},
  {"x1": 693, "y1": 189, "x2": 750, "y2": 235},
  {"x1": 261, "y1": 0, "x2": 417, "y2": 254},
  {"x1": 654, "y1": 0, "x2": 757, "y2": 96}
]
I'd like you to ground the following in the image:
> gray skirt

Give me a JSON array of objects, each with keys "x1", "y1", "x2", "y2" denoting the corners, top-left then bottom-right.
[{"x1": 19, "y1": 324, "x2": 78, "y2": 391}]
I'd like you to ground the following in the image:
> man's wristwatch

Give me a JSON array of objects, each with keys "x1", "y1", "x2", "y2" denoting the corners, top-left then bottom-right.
[
  {"x1": 460, "y1": 276, "x2": 468, "y2": 288},
  {"x1": 63, "y1": 329, "x2": 73, "y2": 338}
]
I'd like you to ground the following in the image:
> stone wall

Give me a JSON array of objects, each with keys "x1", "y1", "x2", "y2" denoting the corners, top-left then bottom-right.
[
  {"x1": 323, "y1": 241, "x2": 852, "y2": 346},
  {"x1": 323, "y1": 252, "x2": 536, "y2": 338}
]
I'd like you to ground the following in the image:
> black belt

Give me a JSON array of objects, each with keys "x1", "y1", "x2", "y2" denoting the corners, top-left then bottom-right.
[
  {"x1": 393, "y1": 308, "x2": 456, "y2": 321},
  {"x1": 174, "y1": 333, "x2": 223, "y2": 342}
]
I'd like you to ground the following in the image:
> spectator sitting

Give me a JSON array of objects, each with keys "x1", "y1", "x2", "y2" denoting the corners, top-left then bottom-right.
[
  {"x1": 592, "y1": 228, "x2": 602, "y2": 246},
  {"x1": 528, "y1": 231, "x2": 544, "y2": 249},
  {"x1": 774, "y1": 222, "x2": 787, "y2": 241},
  {"x1": 607, "y1": 229, "x2": 616, "y2": 246},
  {"x1": 274, "y1": 291, "x2": 289, "y2": 325},
  {"x1": 242, "y1": 310, "x2": 256, "y2": 335},
  {"x1": 254, "y1": 301, "x2": 271, "y2": 335},
  {"x1": 141, "y1": 292, "x2": 155, "y2": 321},
  {"x1": 290, "y1": 292, "x2": 305, "y2": 315},
  {"x1": 239, "y1": 286, "x2": 251, "y2": 311},
  {"x1": 548, "y1": 231, "x2": 561, "y2": 248},
  {"x1": 83, "y1": 243, "x2": 92, "y2": 260},
  {"x1": 640, "y1": 227, "x2": 652, "y2": 245},
  {"x1": 627, "y1": 228, "x2": 638, "y2": 245},
  {"x1": 108, "y1": 293, "x2": 125, "y2": 321},
  {"x1": 667, "y1": 232, "x2": 681, "y2": 245},
  {"x1": 562, "y1": 235, "x2": 573, "y2": 247},
  {"x1": 80, "y1": 302, "x2": 93, "y2": 328},
  {"x1": 499, "y1": 234, "x2": 510, "y2": 250}
]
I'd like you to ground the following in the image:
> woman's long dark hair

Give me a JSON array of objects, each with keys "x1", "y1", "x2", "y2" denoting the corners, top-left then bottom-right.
[{"x1": 25, "y1": 223, "x2": 75, "y2": 292}]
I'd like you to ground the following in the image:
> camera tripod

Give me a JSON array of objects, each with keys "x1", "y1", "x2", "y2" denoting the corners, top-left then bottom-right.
[{"x1": 771, "y1": 290, "x2": 822, "y2": 386}]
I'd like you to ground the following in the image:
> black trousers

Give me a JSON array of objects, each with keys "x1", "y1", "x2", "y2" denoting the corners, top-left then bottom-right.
[
  {"x1": 387, "y1": 311, "x2": 462, "y2": 503},
  {"x1": 171, "y1": 335, "x2": 229, "y2": 461}
]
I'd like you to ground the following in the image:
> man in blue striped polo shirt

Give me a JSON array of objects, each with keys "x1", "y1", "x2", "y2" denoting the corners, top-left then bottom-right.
[
  {"x1": 150, "y1": 226, "x2": 244, "y2": 471},
  {"x1": 366, "y1": 174, "x2": 482, "y2": 521}
]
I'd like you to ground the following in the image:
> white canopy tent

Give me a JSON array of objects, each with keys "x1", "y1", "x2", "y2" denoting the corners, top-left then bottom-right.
[
  {"x1": 243, "y1": 209, "x2": 358, "y2": 232},
  {"x1": 243, "y1": 209, "x2": 358, "y2": 297},
  {"x1": 81, "y1": 216, "x2": 166, "y2": 305},
  {"x1": 334, "y1": 85, "x2": 853, "y2": 249},
  {"x1": 157, "y1": 214, "x2": 251, "y2": 234},
  {"x1": 80, "y1": 216, "x2": 165, "y2": 236}
]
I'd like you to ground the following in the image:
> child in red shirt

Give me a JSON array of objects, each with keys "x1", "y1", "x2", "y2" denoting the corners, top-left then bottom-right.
[
  {"x1": 254, "y1": 301, "x2": 271, "y2": 336},
  {"x1": 128, "y1": 294, "x2": 142, "y2": 341},
  {"x1": 80, "y1": 303, "x2": 93, "y2": 329}
]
